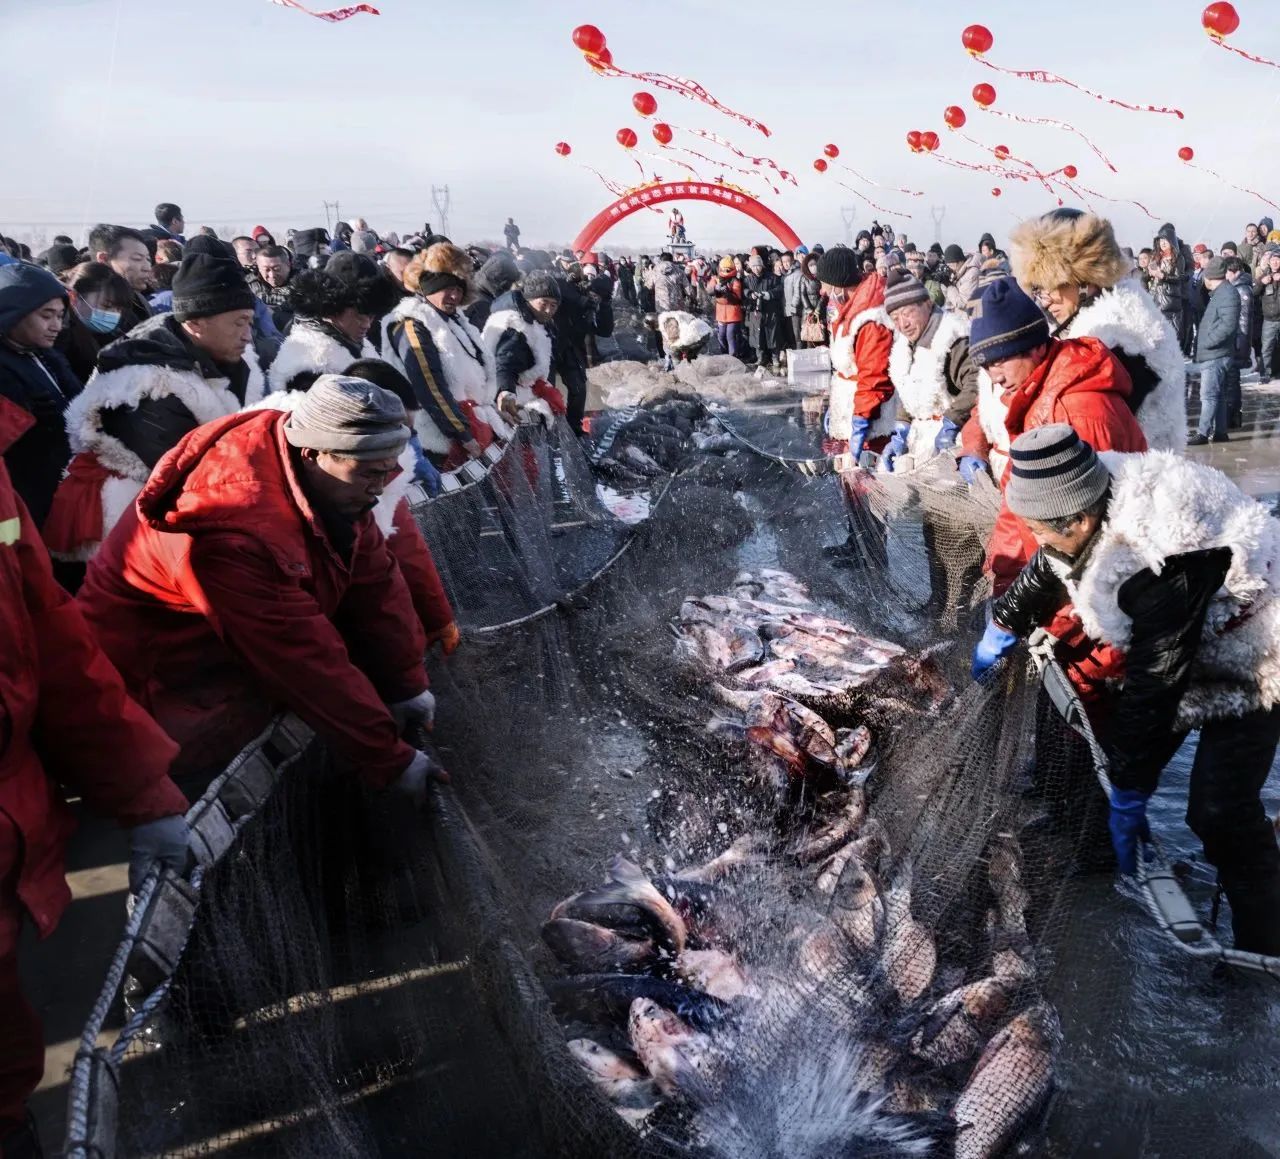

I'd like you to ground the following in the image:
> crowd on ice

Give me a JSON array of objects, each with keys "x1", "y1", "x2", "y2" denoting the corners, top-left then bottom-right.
[{"x1": 4, "y1": 198, "x2": 1280, "y2": 1155}]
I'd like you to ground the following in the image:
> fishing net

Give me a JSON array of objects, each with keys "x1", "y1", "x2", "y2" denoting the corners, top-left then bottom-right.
[{"x1": 66, "y1": 390, "x2": 1280, "y2": 1158}]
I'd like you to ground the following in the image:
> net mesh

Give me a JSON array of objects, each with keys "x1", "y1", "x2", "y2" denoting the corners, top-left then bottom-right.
[{"x1": 66, "y1": 392, "x2": 1280, "y2": 1159}]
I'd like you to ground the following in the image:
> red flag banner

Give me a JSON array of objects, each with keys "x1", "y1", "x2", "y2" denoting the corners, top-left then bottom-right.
[{"x1": 270, "y1": 0, "x2": 379, "y2": 21}]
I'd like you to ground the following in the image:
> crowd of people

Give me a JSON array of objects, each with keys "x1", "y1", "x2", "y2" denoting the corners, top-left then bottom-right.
[{"x1": 3, "y1": 196, "x2": 1280, "y2": 1156}]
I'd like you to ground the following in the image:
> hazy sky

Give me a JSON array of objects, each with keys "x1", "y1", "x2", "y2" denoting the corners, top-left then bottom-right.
[{"x1": 6, "y1": 0, "x2": 1280, "y2": 254}]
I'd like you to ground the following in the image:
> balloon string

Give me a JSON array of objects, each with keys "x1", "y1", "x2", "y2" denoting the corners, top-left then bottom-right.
[
  {"x1": 1056, "y1": 176, "x2": 1159, "y2": 222},
  {"x1": 951, "y1": 131, "x2": 1058, "y2": 198},
  {"x1": 973, "y1": 56, "x2": 1184, "y2": 118},
  {"x1": 978, "y1": 106, "x2": 1118, "y2": 173},
  {"x1": 1185, "y1": 162, "x2": 1280, "y2": 211},
  {"x1": 268, "y1": 0, "x2": 380, "y2": 20},
  {"x1": 592, "y1": 63, "x2": 770, "y2": 136},
  {"x1": 834, "y1": 181, "x2": 914, "y2": 219},
  {"x1": 679, "y1": 128, "x2": 797, "y2": 184},
  {"x1": 836, "y1": 162, "x2": 923, "y2": 197},
  {"x1": 1209, "y1": 37, "x2": 1280, "y2": 70}
]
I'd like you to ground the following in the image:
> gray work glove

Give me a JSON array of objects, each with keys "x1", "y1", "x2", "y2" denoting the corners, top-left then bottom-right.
[
  {"x1": 389, "y1": 689, "x2": 436, "y2": 734},
  {"x1": 128, "y1": 815, "x2": 190, "y2": 893},
  {"x1": 391, "y1": 749, "x2": 451, "y2": 806}
]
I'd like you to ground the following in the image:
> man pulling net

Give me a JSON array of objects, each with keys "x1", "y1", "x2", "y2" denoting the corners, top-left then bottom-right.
[{"x1": 974, "y1": 425, "x2": 1280, "y2": 955}]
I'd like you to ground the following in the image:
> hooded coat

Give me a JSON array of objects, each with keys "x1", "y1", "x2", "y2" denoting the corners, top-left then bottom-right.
[
  {"x1": 76, "y1": 409, "x2": 428, "y2": 784},
  {"x1": 744, "y1": 269, "x2": 786, "y2": 353},
  {"x1": 0, "y1": 394, "x2": 186, "y2": 942},
  {"x1": 465, "y1": 252, "x2": 521, "y2": 332},
  {"x1": 0, "y1": 265, "x2": 82, "y2": 528}
]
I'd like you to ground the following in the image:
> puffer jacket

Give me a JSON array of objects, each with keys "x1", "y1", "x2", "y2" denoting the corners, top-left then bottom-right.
[
  {"x1": 0, "y1": 395, "x2": 185, "y2": 937},
  {"x1": 77, "y1": 409, "x2": 428, "y2": 785},
  {"x1": 1195, "y1": 280, "x2": 1241, "y2": 363},
  {"x1": 652, "y1": 261, "x2": 687, "y2": 312},
  {"x1": 464, "y1": 252, "x2": 521, "y2": 332},
  {"x1": 1148, "y1": 225, "x2": 1188, "y2": 315},
  {"x1": 944, "y1": 254, "x2": 980, "y2": 312}
]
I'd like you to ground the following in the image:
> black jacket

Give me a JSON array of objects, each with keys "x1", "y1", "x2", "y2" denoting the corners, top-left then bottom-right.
[
  {"x1": 1196, "y1": 280, "x2": 1241, "y2": 363},
  {"x1": 1256, "y1": 268, "x2": 1280, "y2": 322},
  {"x1": 465, "y1": 252, "x2": 521, "y2": 331},
  {"x1": 1052, "y1": 298, "x2": 1161, "y2": 419},
  {"x1": 744, "y1": 271, "x2": 785, "y2": 350},
  {"x1": 993, "y1": 542, "x2": 1232, "y2": 792},
  {"x1": 552, "y1": 277, "x2": 592, "y2": 379}
]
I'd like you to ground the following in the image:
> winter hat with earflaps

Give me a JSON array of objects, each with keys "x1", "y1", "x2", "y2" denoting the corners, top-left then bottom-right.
[
  {"x1": 1005, "y1": 424, "x2": 1111, "y2": 523},
  {"x1": 1009, "y1": 209, "x2": 1129, "y2": 293},
  {"x1": 968, "y1": 280, "x2": 1050, "y2": 367},
  {"x1": 284, "y1": 374, "x2": 409, "y2": 461}
]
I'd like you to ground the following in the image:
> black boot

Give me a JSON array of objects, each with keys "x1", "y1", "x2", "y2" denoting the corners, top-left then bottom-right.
[{"x1": 1224, "y1": 878, "x2": 1280, "y2": 957}]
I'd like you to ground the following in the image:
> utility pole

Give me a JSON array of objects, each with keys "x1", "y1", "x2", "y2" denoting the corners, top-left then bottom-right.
[
  {"x1": 323, "y1": 200, "x2": 340, "y2": 232},
  {"x1": 431, "y1": 185, "x2": 451, "y2": 240},
  {"x1": 930, "y1": 205, "x2": 946, "y2": 246},
  {"x1": 840, "y1": 206, "x2": 856, "y2": 247}
]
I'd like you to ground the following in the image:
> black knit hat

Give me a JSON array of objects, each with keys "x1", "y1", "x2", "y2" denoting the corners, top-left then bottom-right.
[
  {"x1": 929, "y1": 242, "x2": 944, "y2": 257},
  {"x1": 969, "y1": 280, "x2": 1050, "y2": 367},
  {"x1": 943, "y1": 244, "x2": 966, "y2": 264},
  {"x1": 171, "y1": 254, "x2": 256, "y2": 322},
  {"x1": 42, "y1": 243, "x2": 82, "y2": 276},
  {"x1": 816, "y1": 246, "x2": 861, "y2": 288}
]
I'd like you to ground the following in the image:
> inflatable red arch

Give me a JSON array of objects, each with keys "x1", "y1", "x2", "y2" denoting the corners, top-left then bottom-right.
[{"x1": 572, "y1": 180, "x2": 802, "y2": 253}]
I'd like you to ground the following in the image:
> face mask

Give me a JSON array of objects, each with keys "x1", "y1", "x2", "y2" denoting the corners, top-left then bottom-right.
[{"x1": 86, "y1": 307, "x2": 122, "y2": 334}]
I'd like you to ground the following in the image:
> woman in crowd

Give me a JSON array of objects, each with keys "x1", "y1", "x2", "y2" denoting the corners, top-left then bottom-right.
[
  {"x1": 1149, "y1": 223, "x2": 1189, "y2": 355},
  {"x1": 59, "y1": 262, "x2": 134, "y2": 384},
  {"x1": 797, "y1": 253, "x2": 825, "y2": 347}
]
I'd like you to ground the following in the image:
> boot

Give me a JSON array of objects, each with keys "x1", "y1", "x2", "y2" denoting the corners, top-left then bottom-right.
[{"x1": 1224, "y1": 878, "x2": 1280, "y2": 957}]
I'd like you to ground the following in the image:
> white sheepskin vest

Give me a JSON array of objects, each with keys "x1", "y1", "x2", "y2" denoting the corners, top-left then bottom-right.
[
  {"x1": 482, "y1": 306, "x2": 555, "y2": 400},
  {"x1": 827, "y1": 306, "x2": 899, "y2": 442},
  {"x1": 1064, "y1": 450, "x2": 1280, "y2": 727},
  {"x1": 244, "y1": 389, "x2": 416, "y2": 538},
  {"x1": 658, "y1": 310, "x2": 714, "y2": 354},
  {"x1": 384, "y1": 298, "x2": 510, "y2": 454},
  {"x1": 976, "y1": 370, "x2": 1010, "y2": 481},
  {"x1": 267, "y1": 322, "x2": 377, "y2": 394},
  {"x1": 887, "y1": 309, "x2": 970, "y2": 468},
  {"x1": 64, "y1": 344, "x2": 266, "y2": 550},
  {"x1": 1062, "y1": 278, "x2": 1187, "y2": 453}
]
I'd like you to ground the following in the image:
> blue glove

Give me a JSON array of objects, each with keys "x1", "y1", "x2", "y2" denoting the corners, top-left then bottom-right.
[
  {"x1": 972, "y1": 622, "x2": 1019, "y2": 680},
  {"x1": 848, "y1": 416, "x2": 872, "y2": 462},
  {"x1": 935, "y1": 417, "x2": 962, "y2": 452},
  {"x1": 128, "y1": 815, "x2": 190, "y2": 893},
  {"x1": 1108, "y1": 788, "x2": 1152, "y2": 875},
  {"x1": 881, "y1": 421, "x2": 911, "y2": 473},
  {"x1": 958, "y1": 455, "x2": 989, "y2": 485}
]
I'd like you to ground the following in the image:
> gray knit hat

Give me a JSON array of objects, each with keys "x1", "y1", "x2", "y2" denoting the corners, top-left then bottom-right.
[
  {"x1": 1006, "y1": 425, "x2": 1111, "y2": 522},
  {"x1": 883, "y1": 268, "x2": 931, "y2": 315},
  {"x1": 522, "y1": 270, "x2": 561, "y2": 302},
  {"x1": 283, "y1": 374, "x2": 408, "y2": 460}
]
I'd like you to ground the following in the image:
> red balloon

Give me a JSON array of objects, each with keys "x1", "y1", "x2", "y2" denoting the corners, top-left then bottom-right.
[
  {"x1": 993, "y1": 144, "x2": 1010, "y2": 160},
  {"x1": 633, "y1": 92, "x2": 658, "y2": 117},
  {"x1": 906, "y1": 130, "x2": 923, "y2": 152},
  {"x1": 1202, "y1": 2, "x2": 1240, "y2": 39},
  {"x1": 1063, "y1": 164, "x2": 1078, "y2": 178},
  {"x1": 592, "y1": 46, "x2": 614, "y2": 67},
  {"x1": 554, "y1": 141, "x2": 571, "y2": 157},
  {"x1": 972, "y1": 82, "x2": 997, "y2": 108},
  {"x1": 921, "y1": 131, "x2": 940, "y2": 153},
  {"x1": 824, "y1": 143, "x2": 840, "y2": 159},
  {"x1": 572, "y1": 24, "x2": 606, "y2": 55},
  {"x1": 1178, "y1": 145, "x2": 1195, "y2": 162},
  {"x1": 944, "y1": 105, "x2": 967, "y2": 129},
  {"x1": 962, "y1": 23, "x2": 994, "y2": 55},
  {"x1": 652, "y1": 122, "x2": 673, "y2": 146},
  {"x1": 616, "y1": 127, "x2": 638, "y2": 149},
  {"x1": 813, "y1": 158, "x2": 828, "y2": 173},
  {"x1": 991, "y1": 187, "x2": 1002, "y2": 198}
]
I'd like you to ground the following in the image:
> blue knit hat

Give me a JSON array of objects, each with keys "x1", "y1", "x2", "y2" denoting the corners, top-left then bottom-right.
[{"x1": 968, "y1": 279, "x2": 1050, "y2": 367}]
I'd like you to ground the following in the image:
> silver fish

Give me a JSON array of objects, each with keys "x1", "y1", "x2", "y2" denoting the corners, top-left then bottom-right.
[
  {"x1": 815, "y1": 819, "x2": 889, "y2": 896},
  {"x1": 567, "y1": 1037, "x2": 660, "y2": 1112},
  {"x1": 987, "y1": 832, "x2": 1030, "y2": 938},
  {"x1": 790, "y1": 789, "x2": 869, "y2": 864},
  {"x1": 909, "y1": 975, "x2": 1019, "y2": 1068},
  {"x1": 628, "y1": 998, "x2": 715, "y2": 1099},
  {"x1": 829, "y1": 846, "x2": 886, "y2": 959},
  {"x1": 880, "y1": 861, "x2": 937, "y2": 1005},
  {"x1": 675, "y1": 948, "x2": 755, "y2": 1002},
  {"x1": 542, "y1": 918, "x2": 658, "y2": 973},
  {"x1": 672, "y1": 833, "x2": 769, "y2": 884}
]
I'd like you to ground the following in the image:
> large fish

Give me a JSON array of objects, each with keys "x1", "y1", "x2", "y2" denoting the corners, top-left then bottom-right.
[
  {"x1": 675, "y1": 948, "x2": 755, "y2": 1002},
  {"x1": 546, "y1": 974, "x2": 732, "y2": 1033},
  {"x1": 713, "y1": 685, "x2": 838, "y2": 768},
  {"x1": 732, "y1": 568, "x2": 813, "y2": 607},
  {"x1": 815, "y1": 819, "x2": 889, "y2": 896},
  {"x1": 908, "y1": 975, "x2": 1020, "y2": 1068},
  {"x1": 671, "y1": 833, "x2": 770, "y2": 884},
  {"x1": 828, "y1": 845, "x2": 886, "y2": 959},
  {"x1": 880, "y1": 861, "x2": 937, "y2": 1004},
  {"x1": 952, "y1": 1004, "x2": 1058, "y2": 1159},
  {"x1": 541, "y1": 918, "x2": 658, "y2": 974},
  {"x1": 628, "y1": 998, "x2": 717, "y2": 1099},
  {"x1": 987, "y1": 832, "x2": 1030, "y2": 938},
  {"x1": 789, "y1": 788, "x2": 869, "y2": 864},
  {"x1": 567, "y1": 1038, "x2": 661, "y2": 1126},
  {"x1": 674, "y1": 621, "x2": 765, "y2": 673},
  {"x1": 551, "y1": 856, "x2": 688, "y2": 956}
]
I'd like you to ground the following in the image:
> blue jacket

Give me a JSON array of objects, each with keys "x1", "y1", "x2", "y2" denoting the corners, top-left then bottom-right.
[{"x1": 1196, "y1": 280, "x2": 1241, "y2": 363}]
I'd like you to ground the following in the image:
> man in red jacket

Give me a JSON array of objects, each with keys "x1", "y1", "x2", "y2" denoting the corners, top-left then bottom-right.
[
  {"x1": 78, "y1": 375, "x2": 447, "y2": 796},
  {"x1": 0, "y1": 396, "x2": 189, "y2": 1158}
]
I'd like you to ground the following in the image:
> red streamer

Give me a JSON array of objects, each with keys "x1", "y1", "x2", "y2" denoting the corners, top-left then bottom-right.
[
  {"x1": 637, "y1": 149, "x2": 703, "y2": 183},
  {"x1": 1209, "y1": 37, "x2": 1280, "y2": 70},
  {"x1": 972, "y1": 57, "x2": 1182, "y2": 119},
  {"x1": 949, "y1": 130, "x2": 1058, "y2": 199},
  {"x1": 681, "y1": 128, "x2": 796, "y2": 184},
  {"x1": 836, "y1": 162, "x2": 923, "y2": 198},
  {"x1": 580, "y1": 166, "x2": 664, "y2": 213},
  {"x1": 269, "y1": 0, "x2": 379, "y2": 20},
  {"x1": 835, "y1": 181, "x2": 914, "y2": 219},
  {"x1": 977, "y1": 106, "x2": 1117, "y2": 173},
  {"x1": 589, "y1": 62, "x2": 770, "y2": 136},
  {"x1": 1183, "y1": 161, "x2": 1280, "y2": 211},
  {"x1": 1053, "y1": 176, "x2": 1159, "y2": 222},
  {"x1": 665, "y1": 146, "x2": 781, "y2": 194}
]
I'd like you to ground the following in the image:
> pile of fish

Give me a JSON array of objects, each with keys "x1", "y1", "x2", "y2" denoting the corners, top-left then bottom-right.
[
  {"x1": 588, "y1": 394, "x2": 732, "y2": 487},
  {"x1": 542, "y1": 797, "x2": 1058, "y2": 1157}
]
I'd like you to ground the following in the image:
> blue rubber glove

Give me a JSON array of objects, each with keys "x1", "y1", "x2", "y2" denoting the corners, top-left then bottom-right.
[
  {"x1": 971, "y1": 622, "x2": 1020, "y2": 680},
  {"x1": 958, "y1": 455, "x2": 989, "y2": 485},
  {"x1": 1108, "y1": 788, "x2": 1152, "y2": 875},
  {"x1": 881, "y1": 421, "x2": 912, "y2": 473},
  {"x1": 128, "y1": 815, "x2": 190, "y2": 894},
  {"x1": 935, "y1": 417, "x2": 962, "y2": 452},
  {"x1": 848, "y1": 416, "x2": 872, "y2": 463}
]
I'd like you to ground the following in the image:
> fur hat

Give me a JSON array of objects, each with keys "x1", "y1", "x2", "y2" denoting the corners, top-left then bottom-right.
[
  {"x1": 289, "y1": 252, "x2": 401, "y2": 320},
  {"x1": 403, "y1": 242, "x2": 474, "y2": 303},
  {"x1": 1009, "y1": 210, "x2": 1129, "y2": 293}
]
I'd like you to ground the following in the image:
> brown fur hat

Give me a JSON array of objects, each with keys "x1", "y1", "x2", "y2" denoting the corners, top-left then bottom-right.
[
  {"x1": 1009, "y1": 210, "x2": 1129, "y2": 292},
  {"x1": 404, "y1": 242, "x2": 474, "y2": 303}
]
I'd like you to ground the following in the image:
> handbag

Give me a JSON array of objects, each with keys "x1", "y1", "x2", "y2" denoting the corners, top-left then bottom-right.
[{"x1": 800, "y1": 310, "x2": 825, "y2": 345}]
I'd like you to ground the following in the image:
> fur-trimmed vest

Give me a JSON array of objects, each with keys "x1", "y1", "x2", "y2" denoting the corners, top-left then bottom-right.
[
  {"x1": 244, "y1": 390, "x2": 414, "y2": 538},
  {"x1": 1059, "y1": 278, "x2": 1186, "y2": 453},
  {"x1": 267, "y1": 321, "x2": 376, "y2": 393},
  {"x1": 482, "y1": 306, "x2": 555, "y2": 396},
  {"x1": 976, "y1": 370, "x2": 1010, "y2": 481},
  {"x1": 52, "y1": 345, "x2": 265, "y2": 559},
  {"x1": 1061, "y1": 450, "x2": 1280, "y2": 727},
  {"x1": 383, "y1": 297, "x2": 511, "y2": 454},
  {"x1": 887, "y1": 309, "x2": 970, "y2": 465},
  {"x1": 827, "y1": 307, "x2": 899, "y2": 442}
]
